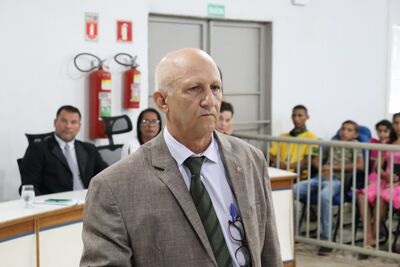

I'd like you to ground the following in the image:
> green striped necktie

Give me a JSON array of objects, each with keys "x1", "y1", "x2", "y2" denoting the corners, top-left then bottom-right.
[{"x1": 184, "y1": 156, "x2": 232, "y2": 267}]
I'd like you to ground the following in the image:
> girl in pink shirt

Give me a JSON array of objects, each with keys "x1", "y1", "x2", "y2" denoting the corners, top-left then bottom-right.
[{"x1": 358, "y1": 115, "x2": 399, "y2": 247}]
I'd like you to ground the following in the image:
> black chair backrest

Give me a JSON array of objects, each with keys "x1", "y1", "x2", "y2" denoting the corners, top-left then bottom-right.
[
  {"x1": 18, "y1": 131, "x2": 53, "y2": 195},
  {"x1": 101, "y1": 115, "x2": 133, "y2": 146},
  {"x1": 17, "y1": 158, "x2": 23, "y2": 195},
  {"x1": 25, "y1": 132, "x2": 53, "y2": 144},
  {"x1": 96, "y1": 144, "x2": 124, "y2": 166}
]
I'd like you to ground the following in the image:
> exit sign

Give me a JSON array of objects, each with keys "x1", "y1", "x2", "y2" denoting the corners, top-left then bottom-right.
[{"x1": 208, "y1": 4, "x2": 225, "y2": 18}]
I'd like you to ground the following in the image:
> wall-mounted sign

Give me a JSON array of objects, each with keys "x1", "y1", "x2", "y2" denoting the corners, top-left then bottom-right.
[
  {"x1": 207, "y1": 4, "x2": 225, "y2": 18},
  {"x1": 85, "y1": 13, "x2": 98, "y2": 42},
  {"x1": 117, "y1": 20, "x2": 133, "y2": 43}
]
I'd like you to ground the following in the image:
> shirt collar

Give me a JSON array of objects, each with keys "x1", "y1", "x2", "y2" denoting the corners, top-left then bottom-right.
[
  {"x1": 54, "y1": 133, "x2": 75, "y2": 150},
  {"x1": 163, "y1": 127, "x2": 219, "y2": 167}
]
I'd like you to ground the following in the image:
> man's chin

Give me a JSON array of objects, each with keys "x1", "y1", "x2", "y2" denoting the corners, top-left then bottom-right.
[{"x1": 59, "y1": 135, "x2": 75, "y2": 143}]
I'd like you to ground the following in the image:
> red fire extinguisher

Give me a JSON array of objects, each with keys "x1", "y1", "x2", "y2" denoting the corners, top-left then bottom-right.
[
  {"x1": 74, "y1": 53, "x2": 111, "y2": 139},
  {"x1": 114, "y1": 53, "x2": 141, "y2": 109}
]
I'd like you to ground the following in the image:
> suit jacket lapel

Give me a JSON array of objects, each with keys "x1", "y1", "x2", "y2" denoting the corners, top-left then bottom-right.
[
  {"x1": 50, "y1": 137, "x2": 70, "y2": 170},
  {"x1": 216, "y1": 132, "x2": 257, "y2": 265},
  {"x1": 149, "y1": 134, "x2": 217, "y2": 266},
  {"x1": 75, "y1": 141, "x2": 88, "y2": 179}
]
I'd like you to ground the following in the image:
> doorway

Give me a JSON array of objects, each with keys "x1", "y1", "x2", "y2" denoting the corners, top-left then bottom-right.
[{"x1": 148, "y1": 14, "x2": 272, "y2": 134}]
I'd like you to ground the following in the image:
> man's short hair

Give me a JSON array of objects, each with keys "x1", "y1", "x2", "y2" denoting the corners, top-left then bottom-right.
[
  {"x1": 292, "y1": 104, "x2": 308, "y2": 114},
  {"x1": 56, "y1": 105, "x2": 81, "y2": 119},
  {"x1": 342, "y1": 120, "x2": 359, "y2": 133},
  {"x1": 220, "y1": 101, "x2": 234, "y2": 115}
]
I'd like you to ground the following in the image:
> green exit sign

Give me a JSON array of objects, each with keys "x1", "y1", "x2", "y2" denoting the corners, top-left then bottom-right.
[{"x1": 208, "y1": 4, "x2": 225, "y2": 18}]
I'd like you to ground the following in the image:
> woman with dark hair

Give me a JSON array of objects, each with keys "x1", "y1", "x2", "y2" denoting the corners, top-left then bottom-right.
[
  {"x1": 217, "y1": 101, "x2": 234, "y2": 135},
  {"x1": 121, "y1": 108, "x2": 162, "y2": 158}
]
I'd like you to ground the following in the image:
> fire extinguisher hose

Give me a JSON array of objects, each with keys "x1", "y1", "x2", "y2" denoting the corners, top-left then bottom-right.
[
  {"x1": 114, "y1": 53, "x2": 138, "y2": 68},
  {"x1": 74, "y1": 53, "x2": 103, "y2": 72}
]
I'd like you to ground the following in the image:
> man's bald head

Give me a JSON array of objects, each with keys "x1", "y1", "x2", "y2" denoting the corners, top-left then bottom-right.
[
  {"x1": 155, "y1": 48, "x2": 219, "y2": 94},
  {"x1": 152, "y1": 48, "x2": 222, "y2": 153}
]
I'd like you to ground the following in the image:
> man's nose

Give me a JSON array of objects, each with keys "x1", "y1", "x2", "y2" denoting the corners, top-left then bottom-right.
[{"x1": 200, "y1": 87, "x2": 216, "y2": 108}]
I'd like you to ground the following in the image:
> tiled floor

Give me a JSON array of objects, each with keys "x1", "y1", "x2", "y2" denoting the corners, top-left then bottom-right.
[
  {"x1": 296, "y1": 243, "x2": 400, "y2": 267},
  {"x1": 295, "y1": 201, "x2": 400, "y2": 266}
]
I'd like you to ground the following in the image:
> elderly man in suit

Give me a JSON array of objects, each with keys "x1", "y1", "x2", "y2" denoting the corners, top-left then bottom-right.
[
  {"x1": 80, "y1": 48, "x2": 282, "y2": 267},
  {"x1": 20, "y1": 105, "x2": 108, "y2": 195}
]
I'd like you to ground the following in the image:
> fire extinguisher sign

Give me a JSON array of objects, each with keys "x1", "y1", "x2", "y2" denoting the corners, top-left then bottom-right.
[
  {"x1": 116, "y1": 20, "x2": 133, "y2": 43},
  {"x1": 85, "y1": 12, "x2": 99, "y2": 42}
]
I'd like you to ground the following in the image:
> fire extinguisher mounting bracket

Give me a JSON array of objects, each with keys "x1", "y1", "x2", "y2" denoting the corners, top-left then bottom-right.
[{"x1": 114, "y1": 53, "x2": 139, "y2": 69}]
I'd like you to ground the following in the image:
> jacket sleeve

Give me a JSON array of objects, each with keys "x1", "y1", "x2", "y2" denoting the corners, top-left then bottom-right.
[
  {"x1": 260, "y1": 152, "x2": 283, "y2": 267},
  {"x1": 20, "y1": 143, "x2": 44, "y2": 196},
  {"x1": 80, "y1": 177, "x2": 132, "y2": 267}
]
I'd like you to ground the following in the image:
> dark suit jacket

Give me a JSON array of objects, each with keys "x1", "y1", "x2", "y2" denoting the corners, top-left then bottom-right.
[
  {"x1": 20, "y1": 134, "x2": 108, "y2": 195},
  {"x1": 80, "y1": 132, "x2": 282, "y2": 267}
]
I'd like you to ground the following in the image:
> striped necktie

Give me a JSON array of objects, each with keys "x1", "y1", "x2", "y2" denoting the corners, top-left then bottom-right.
[{"x1": 184, "y1": 156, "x2": 232, "y2": 267}]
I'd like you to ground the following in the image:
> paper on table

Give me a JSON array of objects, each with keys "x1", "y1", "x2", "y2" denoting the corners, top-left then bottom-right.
[{"x1": 33, "y1": 198, "x2": 79, "y2": 206}]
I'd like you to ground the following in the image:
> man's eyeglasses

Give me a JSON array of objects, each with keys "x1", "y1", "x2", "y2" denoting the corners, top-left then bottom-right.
[
  {"x1": 228, "y1": 216, "x2": 251, "y2": 266},
  {"x1": 141, "y1": 119, "x2": 160, "y2": 126}
]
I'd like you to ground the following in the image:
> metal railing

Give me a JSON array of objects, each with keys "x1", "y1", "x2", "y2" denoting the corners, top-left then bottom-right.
[{"x1": 234, "y1": 132, "x2": 400, "y2": 260}]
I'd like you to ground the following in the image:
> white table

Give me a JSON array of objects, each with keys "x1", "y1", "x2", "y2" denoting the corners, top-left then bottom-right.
[
  {"x1": 0, "y1": 169, "x2": 296, "y2": 267},
  {"x1": 268, "y1": 167, "x2": 297, "y2": 267},
  {"x1": 0, "y1": 190, "x2": 86, "y2": 267}
]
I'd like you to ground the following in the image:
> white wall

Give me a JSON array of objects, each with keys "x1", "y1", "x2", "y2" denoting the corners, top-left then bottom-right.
[
  {"x1": 0, "y1": 0, "x2": 150, "y2": 201},
  {"x1": 0, "y1": 0, "x2": 398, "y2": 201}
]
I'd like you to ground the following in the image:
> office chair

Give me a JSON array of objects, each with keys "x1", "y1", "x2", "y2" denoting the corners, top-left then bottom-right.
[
  {"x1": 96, "y1": 115, "x2": 133, "y2": 165},
  {"x1": 18, "y1": 131, "x2": 53, "y2": 195},
  {"x1": 25, "y1": 132, "x2": 54, "y2": 144}
]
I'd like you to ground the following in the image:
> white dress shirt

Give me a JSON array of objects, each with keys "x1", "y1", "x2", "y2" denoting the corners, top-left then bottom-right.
[{"x1": 164, "y1": 127, "x2": 240, "y2": 267}]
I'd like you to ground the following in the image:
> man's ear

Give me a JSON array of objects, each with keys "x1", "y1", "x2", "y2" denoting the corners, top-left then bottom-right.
[{"x1": 153, "y1": 90, "x2": 168, "y2": 113}]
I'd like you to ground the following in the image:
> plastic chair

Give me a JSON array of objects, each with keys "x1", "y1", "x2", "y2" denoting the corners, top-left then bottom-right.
[
  {"x1": 96, "y1": 115, "x2": 133, "y2": 165},
  {"x1": 333, "y1": 125, "x2": 372, "y2": 159},
  {"x1": 332, "y1": 125, "x2": 372, "y2": 143}
]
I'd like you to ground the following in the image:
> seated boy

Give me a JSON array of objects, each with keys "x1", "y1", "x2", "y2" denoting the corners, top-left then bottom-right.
[
  {"x1": 269, "y1": 105, "x2": 318, "y2": 178},
  {"x1": 294, "y1": 120, "x2": 364, "y2": 256}
]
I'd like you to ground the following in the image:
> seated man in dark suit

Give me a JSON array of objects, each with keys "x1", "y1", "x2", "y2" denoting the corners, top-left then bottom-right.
[{"x1": 20, "y1": 105, "x2": 108, "y2": 195}]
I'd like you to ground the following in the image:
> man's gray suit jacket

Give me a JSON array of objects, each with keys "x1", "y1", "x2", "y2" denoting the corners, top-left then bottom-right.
[{"x1": 80, "y1": 131, "x2": 283, "y2": 267}]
